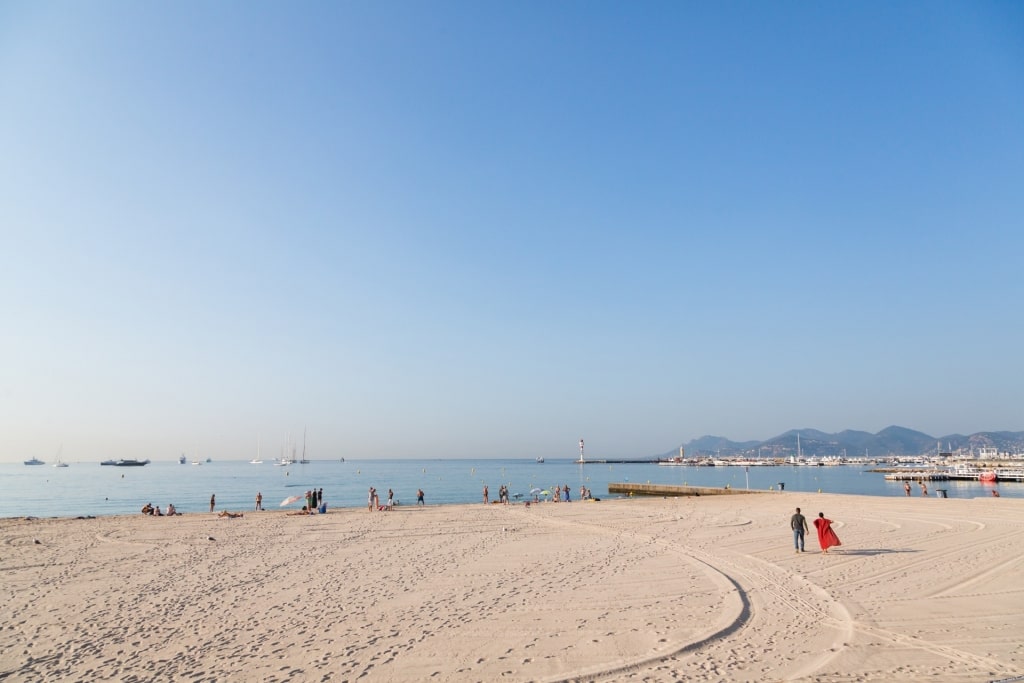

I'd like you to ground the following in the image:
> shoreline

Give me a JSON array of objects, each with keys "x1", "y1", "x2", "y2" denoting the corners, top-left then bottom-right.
[
  {"x1": 3, "y1": 460, "x2": 1020, "y2": 520},
  {"x1": 0, "y1": 484, "x2": 1009, "y2": 522},
  {"x1": 4, "y1": 493, "x2": 1022, "y2": 681}
]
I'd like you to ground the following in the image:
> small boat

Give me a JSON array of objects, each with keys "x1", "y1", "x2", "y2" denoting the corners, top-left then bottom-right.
[
  {"x1": 53, "y1": 445, "x2": 68, "y2": 467},
  {"x1": 536, "y1": 457, "x2": 544, "y2": 463},
  {"x1": 979, "y1": 471, "x2": 997, "y2": 483},
  {"x1": 24, "y1": 457, "x2": 45, "y2": 466},
  {"x1": 251, "y1": 436, "x2": 263, "y2": 463},
  {"x1": 112, "y1": 459, "x2": 150, "y2": 467},
  {"x1": 179, "y1": 454, "x2": 187, "y2": 464}
]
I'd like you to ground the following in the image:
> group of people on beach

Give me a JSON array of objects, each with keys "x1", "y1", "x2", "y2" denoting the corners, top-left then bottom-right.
[
  {"x1": 140, "y1": 502, "x2": 178, "y2": 516},
  {"x1": 903, "y1": 481, "x2": 929, "y2": 496},
  {"x1": 366, "y1": 487, "x2": 394, "y2": 511},
  {"x1": 204, "y1": 489, "x2": 326, "y2": 517},
  {"x1": 790, "y1": 507, "x2": 841, "y2": 554},
  {"x1": 289, "y1": 488, "x2": 326, "y2": 515},
  {"x1": 483, "y1": 483, "x2": 595, "y2": 504}
]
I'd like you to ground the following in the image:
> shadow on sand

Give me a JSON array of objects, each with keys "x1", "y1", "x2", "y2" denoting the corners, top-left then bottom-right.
[{"x1": 829, "y1": 548, "x2": 921, "y2": 557}]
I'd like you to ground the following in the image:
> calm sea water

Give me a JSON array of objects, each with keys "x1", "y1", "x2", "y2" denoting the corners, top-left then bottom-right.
[{"x1": 0, "y1": 459, "x2": 1016, "y2": 518}]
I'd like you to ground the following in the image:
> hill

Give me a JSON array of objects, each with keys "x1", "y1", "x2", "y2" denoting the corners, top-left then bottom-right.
[{"x1": 665, "y1": 427, "x2": 1024, "y2": 458}]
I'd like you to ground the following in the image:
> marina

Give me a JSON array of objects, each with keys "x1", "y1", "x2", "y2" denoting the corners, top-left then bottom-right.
[{"x1": 882, "y1": 466, "x2": 1024, "y2": 482}]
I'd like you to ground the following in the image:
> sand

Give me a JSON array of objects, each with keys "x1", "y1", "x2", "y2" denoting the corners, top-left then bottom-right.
[{"x1": 2, "y1": 493, "x2": 1022, "y2": 682}]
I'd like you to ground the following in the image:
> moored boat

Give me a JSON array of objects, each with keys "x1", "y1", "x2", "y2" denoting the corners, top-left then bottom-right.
[{"x1": 24, "y1": 457, "x2": 45, "y2": 466}]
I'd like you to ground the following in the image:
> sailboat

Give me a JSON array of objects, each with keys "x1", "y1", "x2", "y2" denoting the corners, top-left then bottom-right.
[
  {"x1": 53, "y1": 444, "x2": 69, "y2": 468},
  {"x1": 250, "y1": 436, "x2": 263, "y2": 464},
  {"x1": 276, "y1": 438, "x2": 294, "y2": 466},
  {"x1": 298, "y1": 428, "x2": 310, "y2": 464}
]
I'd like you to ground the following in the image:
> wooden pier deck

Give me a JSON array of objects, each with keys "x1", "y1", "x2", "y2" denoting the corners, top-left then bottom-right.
[{"x1": 607, "y1": 483, "x2": 767, "y2": 497}]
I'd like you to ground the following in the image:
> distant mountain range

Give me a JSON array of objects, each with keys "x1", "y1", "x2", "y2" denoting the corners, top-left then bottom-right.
[{"x1": 664, "y1": 427, "x2": 1024, "y2": 459}]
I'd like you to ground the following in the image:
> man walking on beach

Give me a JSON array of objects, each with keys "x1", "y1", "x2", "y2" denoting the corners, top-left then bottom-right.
[{"x1": 791, "y1": 507, "x2": 809, "y2": 553}]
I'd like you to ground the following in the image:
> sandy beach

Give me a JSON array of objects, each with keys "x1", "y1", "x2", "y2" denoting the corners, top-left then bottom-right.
[{"x1": 2, "y1": 493, "x2": 1022, "y2": 682}]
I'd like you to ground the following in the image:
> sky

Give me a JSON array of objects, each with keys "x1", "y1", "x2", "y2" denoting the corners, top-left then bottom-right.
[{"x1": 1, "y1": 2, "x2": 1022, "y2": 462}]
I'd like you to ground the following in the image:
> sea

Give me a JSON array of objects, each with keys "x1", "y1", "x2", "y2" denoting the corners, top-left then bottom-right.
[{"x1": 1, "y1": 459, "x2": 1017, "y2": 519}]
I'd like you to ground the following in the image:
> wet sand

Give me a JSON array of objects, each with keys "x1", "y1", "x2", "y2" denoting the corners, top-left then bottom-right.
[{"x1": 2, "y1": 493, "x2": 1022, "y2": 681}]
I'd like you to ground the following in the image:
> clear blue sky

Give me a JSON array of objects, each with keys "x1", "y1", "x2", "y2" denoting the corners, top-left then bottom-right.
[{"x1": 2, "y1": 2, "x2": 1022, "y2": 462}]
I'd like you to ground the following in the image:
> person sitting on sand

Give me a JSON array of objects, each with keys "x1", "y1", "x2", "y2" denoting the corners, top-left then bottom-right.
[
  {"x1": 218, "y1": 510, "x2": 243, "y2": 518},
  {"x1": 141, "y1": 503, "x2": 153, "y2": 515},
  {"x1": 287, "y1": 506, "x2": 309, "y2": 516},
  {"x1": 166, "y1": 503, "x2": 178, "y2": 516}
]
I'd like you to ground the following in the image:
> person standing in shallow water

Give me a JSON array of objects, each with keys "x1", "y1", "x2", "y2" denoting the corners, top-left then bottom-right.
[
  {"x1": 482, "y1": 485, "x2": 489, "y2": 504},
  {"x1": 255, "y1": 492, "x2": 262, "y2": 511},
  {"x1": 210, "y1": 494, "x2": 215, "y2": 513},
  {"x1": 904, "y1": 481, "x2": 911, "y2": 496},
  {"x1": 813, "y1": 512, "x2": 842, "y2": 554},
  {"x1": 791, "y1": 507, "x2": 809, "y2": 553}
]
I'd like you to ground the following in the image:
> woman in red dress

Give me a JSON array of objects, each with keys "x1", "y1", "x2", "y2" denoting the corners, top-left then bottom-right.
[{"x1": 813, "y1": 512, "x2": 841, "y2": 554}]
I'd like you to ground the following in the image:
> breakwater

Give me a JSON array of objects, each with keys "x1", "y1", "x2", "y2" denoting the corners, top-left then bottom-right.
[{"x1": 608, "y1": 483, "x2": 766, "y2": 497}]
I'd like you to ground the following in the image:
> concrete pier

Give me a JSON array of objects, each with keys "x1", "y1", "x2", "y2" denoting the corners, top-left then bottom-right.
[{"x1": 608, "y1": 483, "x2": 766, "y2": 497}]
